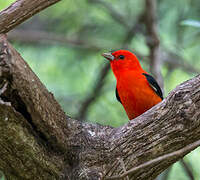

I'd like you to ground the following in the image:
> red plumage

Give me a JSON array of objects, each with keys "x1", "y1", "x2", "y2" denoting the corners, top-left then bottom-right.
[{"x1": 102, "y1": 50, "x2": 163, "y2": 120}]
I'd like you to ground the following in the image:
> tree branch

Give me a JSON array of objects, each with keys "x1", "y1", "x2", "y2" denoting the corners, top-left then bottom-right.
[
  {"x1": 0, "y1": 101, "x2": 66, "y2": 179},
  {"x1": 8, "y1": 29, "x2": 199, "y2": 76},
  {"x1": 144, "y1": 0, "x2": 163, "y2": 89},
  {"x1": 88, "y1": 0, "x2": 129, "y2": 28},
  {"x1": 1, "y1": 32, "x2": 200, "y2": 180},
  {"x1": 8, "y1": 29, "x2": 101, "y2": 51},
  {"x1": 68, "y1": 73, "x2": 200, "y2": 179},
  {"x1": 0, "y1": 0, "x2": 61, "y2": 34},
  {"x1": 180, "y1": 159, "x2": 194, "y2": 180},
  {"x1": 1, "y1": 1, "x2": 200, "y2": 179},
  {"x1": 0, "y1": 34, "x2": 68, "y2": 179},
  {"x1": 162, "y1": 51, "x2": 199, "y2": 74},
  {"x1": 104, "y1": 140, "x2": 200, "y2": 179},
  {"x1": 8, "y1": 29, "x2": 199, "y2": 74},
  {"x1": 75, "y1": 63, "x2": 110, "y2": 121},
  {"x1": 0, "y1": 34, "x2": 69, "y2": 152}
]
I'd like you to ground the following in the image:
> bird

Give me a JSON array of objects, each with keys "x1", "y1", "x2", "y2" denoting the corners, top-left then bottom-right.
[{"x1": 102, "y1": 50, "x2": 163, "y2": 120}]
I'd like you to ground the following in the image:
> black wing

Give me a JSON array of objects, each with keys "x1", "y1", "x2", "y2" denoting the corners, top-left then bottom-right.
[
  {"x1": 142, "y1": 73, "x2": 163, "y2": 100},
  {"x1": 115, "y1": 88, "x2": 122, "y2": 104}
]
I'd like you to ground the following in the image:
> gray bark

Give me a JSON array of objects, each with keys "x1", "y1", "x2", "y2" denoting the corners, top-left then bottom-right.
[
  {"x1": 0, "y1": 0, "x2": 200, "y2": 179},
  {"x1": 0, "y1": 0, "x2": 61, "y2": 34},
  {"x1": 1, "y1": 34, "x2": 200, "y2": 179}
]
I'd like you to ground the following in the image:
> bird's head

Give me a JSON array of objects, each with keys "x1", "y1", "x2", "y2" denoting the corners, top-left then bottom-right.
[{"x1": 102, "y1": 50, "x2": 142, "y2": 75}]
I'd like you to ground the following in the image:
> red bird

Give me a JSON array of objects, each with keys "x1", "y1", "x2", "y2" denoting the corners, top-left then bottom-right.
[{"x1": 102, "y1": 50, "x2": 163, "y2": 120}]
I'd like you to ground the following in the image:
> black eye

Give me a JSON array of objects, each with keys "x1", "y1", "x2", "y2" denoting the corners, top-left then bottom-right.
[{"x1": 119, "y1": 55, "x2": 124, "y2": 60}]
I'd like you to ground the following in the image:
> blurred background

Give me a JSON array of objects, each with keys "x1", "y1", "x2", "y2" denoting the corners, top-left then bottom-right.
[{"x1": 1, "y1": 0, "x2": 200, "y2": 179}]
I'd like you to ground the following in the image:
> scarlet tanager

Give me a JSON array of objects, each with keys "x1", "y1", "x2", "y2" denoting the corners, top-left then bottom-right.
[{"x1": 102, "y1": 50, "x2": 163, "y2": 120}]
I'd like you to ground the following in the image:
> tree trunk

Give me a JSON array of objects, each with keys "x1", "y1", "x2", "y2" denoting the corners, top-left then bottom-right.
[{"x1": 1, "y1": 0, "x2": 200, "y2": 180}]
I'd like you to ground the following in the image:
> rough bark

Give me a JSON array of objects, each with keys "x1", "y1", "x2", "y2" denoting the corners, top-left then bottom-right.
[
  {"x1": 0, "y1": 101, "x2": 65, "y2": 179},
  {"x1": 1, "y1": 34, "x2": 200, "y2": 179},
  {"x1": 0, "y1": 34, "x2": 70, "y2": 151},
  {"x1": 0, "y1": 0, "x2": 61, "y2": 34},
  {"x1": 1, "y1": 0, "x2": 200, "y2": 179},
  {"x1": 0, "y1": 34, "x2": 70, "y2": 179}
]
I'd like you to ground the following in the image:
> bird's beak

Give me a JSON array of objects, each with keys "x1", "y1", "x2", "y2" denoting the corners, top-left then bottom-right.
[{"x1": 102, "y1": 52, "x2": 115, "y2": 61}]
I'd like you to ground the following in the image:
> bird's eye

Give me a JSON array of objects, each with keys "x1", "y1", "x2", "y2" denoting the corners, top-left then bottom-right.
[{"x1": 119, "y1": 55, "x2": 125, "y2": 60}]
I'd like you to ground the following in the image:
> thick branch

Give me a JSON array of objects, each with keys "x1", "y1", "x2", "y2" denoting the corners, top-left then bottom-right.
[
  {"x1": 0, "y1": 0, "x2": 61, "y2": 34},
  {"x1": 1, "y1": 33, "x2": 200, "y2": 180},
  {"x1": 105, "y1": 140, "x2": 200, "y2": 179},
  {"x1": 0, "y1": 34, "x2": 69, "y2": 152},
  {"x1": 67, "y1": 75, "x2": 200, "y2": 179},
  {"x1": 0, "y1": 102, "x2": 65, "y2": 179},
  {"x1": 1, "y1": 3, "x2": 200, "y2": 178},
  {"x1": 103, "y1": 75, "x2": 200, "y2": 179},
  {"x1": 58, "y1": 68, "x2": 200, "y2": 179}
]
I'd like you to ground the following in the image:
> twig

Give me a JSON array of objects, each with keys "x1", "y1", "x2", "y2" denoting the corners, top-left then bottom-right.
[
  {"x1": 104, "y1": 139, "x2": 200, "y2": 180},
  {"x1": 75, "y1": 63, "x2": 110, "y2": 121},
  {"x1": 118, "y1": 158, "x2": 129, "y2": 180},
  {"x1": 8, "y1": 29, "x2": 101, "y2": 51},
  {"x1": 88, "y1": 0, "x2": 129, "y2": 28},
  {"x1": 122, "y1": 14, "x2": 145, "y2": 49},
  {"x1": 144, "y1": 0, "x2": 163, "y2": 89},
  {"x1": 162, "y1": 51, "x2": 199, "y2": 74},
  {"x1": 180, "y1": 159, "x2": 194, "y2": 180},
  {"x1": 8, "y1": 30, "x2": 199, "y2": 74},
  {"x1": 75, "y1": 3, "x2": 145, "y2": 120}
]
